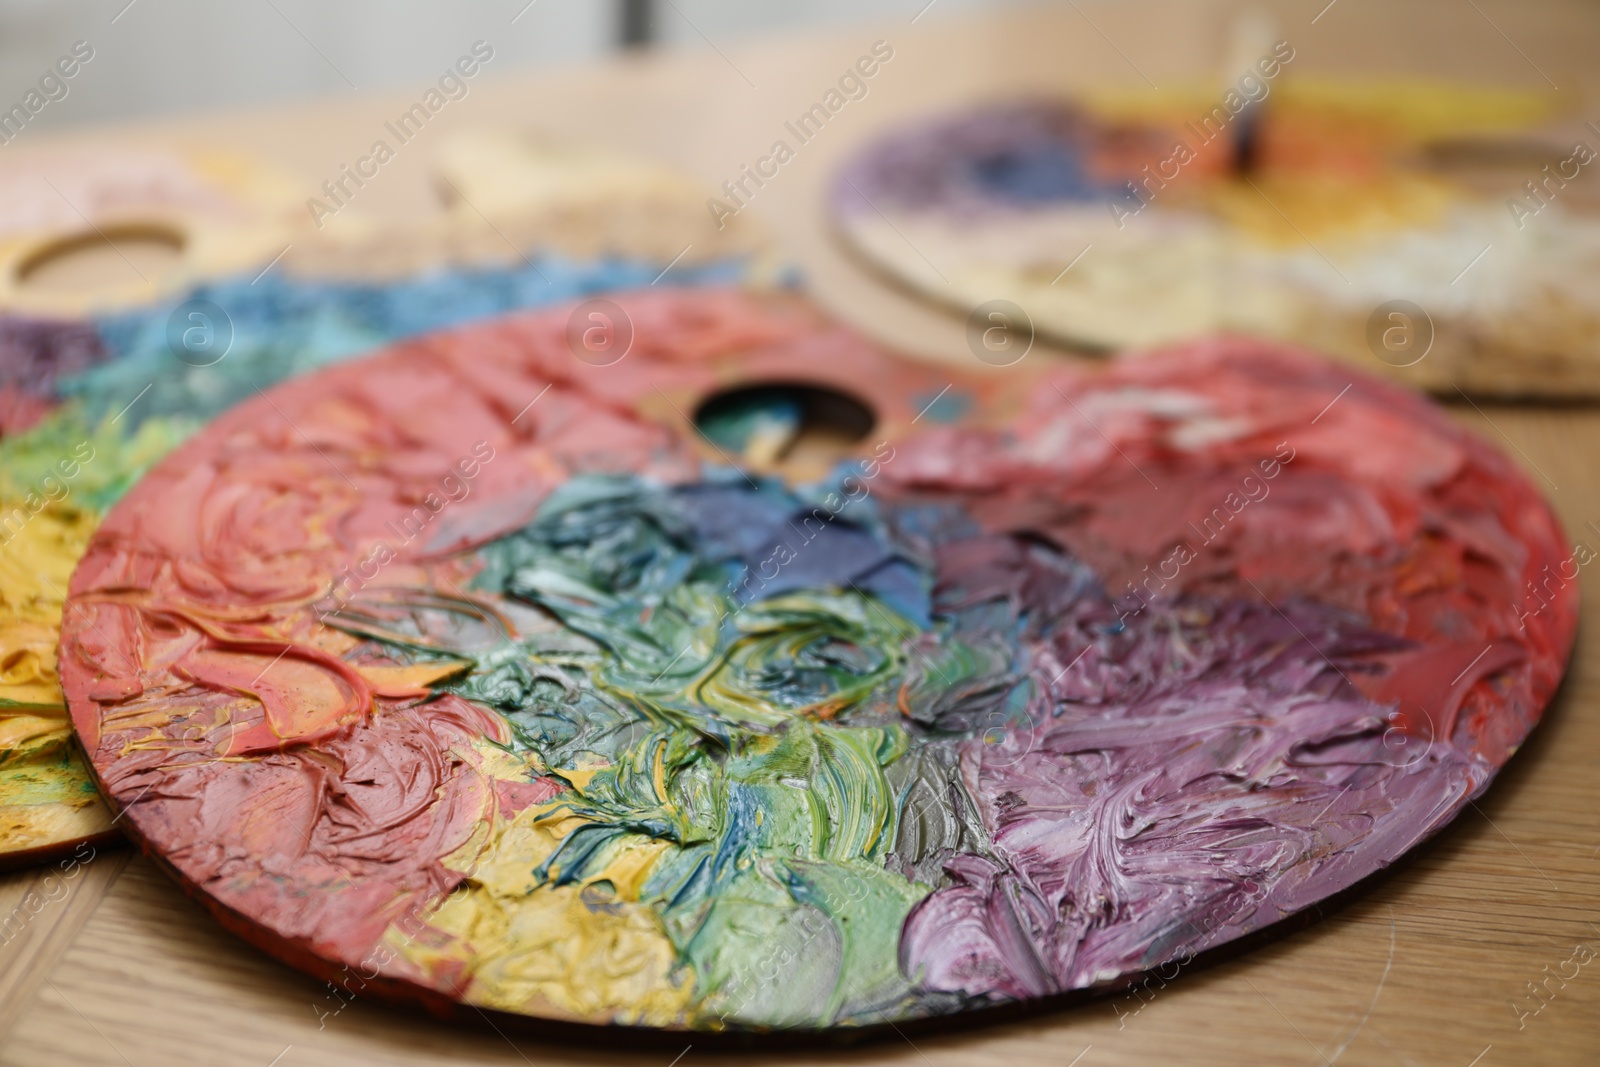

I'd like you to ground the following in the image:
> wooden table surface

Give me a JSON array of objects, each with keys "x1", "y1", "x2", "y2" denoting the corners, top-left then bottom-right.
[{"x1": 4, "y1": 1, "x2": 1600, "y2": 1063}]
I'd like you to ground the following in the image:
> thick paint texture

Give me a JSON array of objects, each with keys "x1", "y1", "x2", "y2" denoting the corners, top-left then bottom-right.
[
  {"x1": 57, "y1": 293, "x2": 1574, "y2": 1031},
  {"x1": 0, "y1": 252, "x2": 752, "y2": 860},
  {"x1": 418, "y1": 474, "x2": 932, "y2": 1024}
]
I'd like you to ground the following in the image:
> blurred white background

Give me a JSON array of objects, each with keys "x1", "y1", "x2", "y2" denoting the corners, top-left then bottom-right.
[{"x1": 0, "y1": 0, "x2": 1021, "y2": 131}]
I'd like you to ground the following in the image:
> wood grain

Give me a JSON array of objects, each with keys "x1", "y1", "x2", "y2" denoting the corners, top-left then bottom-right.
[
  {"x1": 0, "y1": 844, "x2": 130, "y2": 1038},
  {"x1": 3, "y1": 1, "x2": 1599, "y2": 1063}
]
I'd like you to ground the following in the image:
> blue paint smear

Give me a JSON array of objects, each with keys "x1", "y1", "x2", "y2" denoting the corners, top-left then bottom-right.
[{"x1": 61, "y1": 252, "x2": 756, "y2": 430}]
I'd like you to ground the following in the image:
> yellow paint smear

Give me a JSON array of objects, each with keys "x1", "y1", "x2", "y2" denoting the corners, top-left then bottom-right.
[
  {"x1": 1084, "y1": 78, "x2": 1556, "y2": 140},
  {"x1": 389, "y1": 798, "x2": 692, "y2": 1025},
  {"x1": 1210, "y1": 172, "x2": 1459, "y2": 244},
  {"x1": 551, "y1": 765, "x2": 601, "y2": 793},
  {"x1": 0, "y1": 499, "x2": 95, "y2": 713},
  {"x1": 352, "y1": 659, "x2": 473, "y2": 697}
]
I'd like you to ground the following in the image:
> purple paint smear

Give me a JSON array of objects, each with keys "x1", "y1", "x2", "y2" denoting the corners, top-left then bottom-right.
[
  {"x1": 0, "y1": 316, "x2": 107, "y2": 395},
  {"x1": 834, "y1": 101, "x2": 1164, "y2": 219},
  {"x1": 901, "y1": 540, "x2": 1482, "y2": 999},
  {"x1": 0, "y1": 316, "x2": 108, "y2": 435}
]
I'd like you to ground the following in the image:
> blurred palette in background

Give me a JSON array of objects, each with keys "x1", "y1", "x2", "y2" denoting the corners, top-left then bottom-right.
[
  {"x1": 0, "y1": 134, "x2": 770, "y2": 867},
  {"x1": 286, "y1": 129, "x2": 774, "y2": 280},
  {"x1": 833, "y1": 75, "x2": 1600, "y2": 397}
]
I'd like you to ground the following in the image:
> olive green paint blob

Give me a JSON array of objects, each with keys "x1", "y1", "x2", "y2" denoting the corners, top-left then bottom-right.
[{"x1": 682, "y1": 857, "x2": 932, "y2": 1027}]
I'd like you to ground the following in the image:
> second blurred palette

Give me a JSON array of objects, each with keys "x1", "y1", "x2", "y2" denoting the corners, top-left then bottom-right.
[{"x1": 833, "y1": 77, "x2": 1600, "y2": 397}]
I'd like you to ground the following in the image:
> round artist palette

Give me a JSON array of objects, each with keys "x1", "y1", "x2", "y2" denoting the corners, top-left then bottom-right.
[
  {"x1": 833, "y1": 86, "x2": 1600, "y2": 398},
  {"x1": 59, "y1": 289, "x2": 1573, "y2": 1033},
  {"x1": 0, "y1": 146, "x2": 304, "y2": 317}
]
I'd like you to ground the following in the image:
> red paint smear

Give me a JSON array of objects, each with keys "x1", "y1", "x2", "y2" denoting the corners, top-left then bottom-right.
[
  {"x1": 495, "y1": 777, "x2": 564, "y2": 817},
  {"x1": 887, "y1": 336, "x2": 1577, "y2": 760},
  {"x1": 0, "y1": 386, "x2": 51, "y2": 437},
  {"x1": 1359, "y1": 639, "x2": 1525, "y2": 743}
]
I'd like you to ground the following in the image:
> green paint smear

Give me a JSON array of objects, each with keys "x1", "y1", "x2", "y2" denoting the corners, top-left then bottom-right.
[
  {"x1": 0, "y1": 731, "x2": 102, "y2": 806},
  {"x1": 0, "y1": 402, "x2": 196, "y2": 514},
  {"x1": 335, "y1": 473, "x2": 980, "y2": 1025}
]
